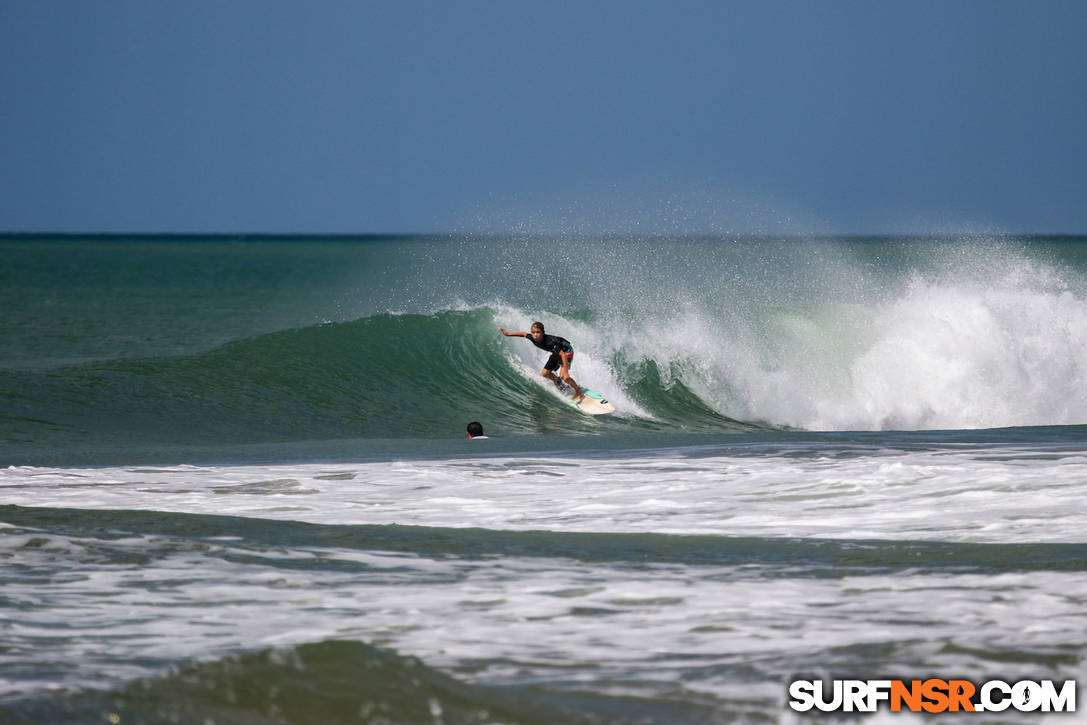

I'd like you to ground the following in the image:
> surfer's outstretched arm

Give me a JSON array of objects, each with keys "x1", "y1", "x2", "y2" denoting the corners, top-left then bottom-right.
[{"x1": 499, "y1": 328, "x2": 527, "y2": 337}]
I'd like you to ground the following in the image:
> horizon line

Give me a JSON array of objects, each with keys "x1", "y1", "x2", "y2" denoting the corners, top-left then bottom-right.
[{"x1": 3, "y1": 230, "x2": 1087, "y2": 240}]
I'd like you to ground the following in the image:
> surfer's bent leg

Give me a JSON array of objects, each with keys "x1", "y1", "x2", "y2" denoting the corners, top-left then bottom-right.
[
  {"x1": 543, "y1": 353, "x2": 562, "y2": 383},
  {"x1": 541, "y1": 353, "x2": 572, "y2": 395},
  {"x1": 544, "y1": 351, "x2": 582, "y2": 399},
  {"x1": 559, "y1": 352, "x2": 583, "y2": 400}
]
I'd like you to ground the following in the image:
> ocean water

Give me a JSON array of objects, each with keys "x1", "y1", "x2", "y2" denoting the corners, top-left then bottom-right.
[{"x1": 1, "y1": 234, "x2": 1086, "y2": 724}]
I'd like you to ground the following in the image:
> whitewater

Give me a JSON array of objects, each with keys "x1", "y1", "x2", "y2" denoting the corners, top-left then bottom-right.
[{"x1": 2, "y1": 234, "x2": 1086, "y2": 724}]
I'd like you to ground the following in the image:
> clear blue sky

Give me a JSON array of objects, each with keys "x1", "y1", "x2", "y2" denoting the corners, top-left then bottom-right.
[{"x1": 2, "y1": 1, "x2": 1085, "y2": 234}]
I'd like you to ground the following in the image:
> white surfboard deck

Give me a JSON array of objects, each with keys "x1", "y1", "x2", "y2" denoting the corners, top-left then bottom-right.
[{"x1": 563, "y1": 387, "x2": 615, "y2": 415}]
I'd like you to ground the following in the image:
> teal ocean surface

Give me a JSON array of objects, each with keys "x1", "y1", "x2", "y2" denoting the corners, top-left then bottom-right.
[{"x1": 1, "y1": 235, "x2": 1086, "y2": 723}]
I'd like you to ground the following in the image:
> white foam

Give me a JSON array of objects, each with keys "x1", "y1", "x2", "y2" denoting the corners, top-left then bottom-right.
[
  {"x1": 4, "y1": 445, "x2": 1086, "y2": 710},
  {"x1": 4, "y1": 446, "x2": 1086, "y2": 543},
  {"x1": 566, "y1": 249, "x2": 1087, "y2": 431},
  {"x1": 437, "y1": 242, "x2": 1087, "y2": 432},
  {"x1": 2, "y1": 529, "x2": 1084, "y2": 707}
]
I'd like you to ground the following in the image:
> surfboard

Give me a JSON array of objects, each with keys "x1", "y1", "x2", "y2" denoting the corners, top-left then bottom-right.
[{"x1": 565, "y1": 387, "x2": 615, "y2": 415}]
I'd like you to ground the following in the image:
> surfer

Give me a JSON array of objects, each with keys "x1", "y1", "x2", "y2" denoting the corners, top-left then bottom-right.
[
  {"x1": 466, "y1": 421, "x2": 488, "y2": 439},
  {"x1": 500, "y1": 322, "x2": 585, "y2": 402}
]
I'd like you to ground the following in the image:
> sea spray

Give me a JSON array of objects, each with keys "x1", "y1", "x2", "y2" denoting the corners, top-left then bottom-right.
[
  {"x1": 493, "y1": 237, "x2": 1087, "y2": 431},
  {"x1": 3, "y1": 236, "x2": 1087, "y2": 461}
]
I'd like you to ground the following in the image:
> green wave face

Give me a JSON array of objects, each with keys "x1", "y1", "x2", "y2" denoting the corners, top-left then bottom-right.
[{"x1": 0, "y1": 308, "x2": 763, "y2": 452}]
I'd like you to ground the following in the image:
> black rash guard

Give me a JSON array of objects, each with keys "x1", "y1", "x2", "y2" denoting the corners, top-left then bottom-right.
[
  {"x1": 526, "y1": 333, "x2": 574, "y2": 373},
  {"x1": 528, "y1": 333, "x2": 573, "y2": 355}
]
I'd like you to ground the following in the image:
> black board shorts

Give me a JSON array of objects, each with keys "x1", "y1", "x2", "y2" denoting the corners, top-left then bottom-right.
[{"x1": 544, "y1": 350, "x2": 574, "y2": 372}]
